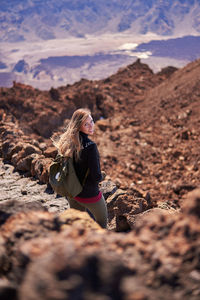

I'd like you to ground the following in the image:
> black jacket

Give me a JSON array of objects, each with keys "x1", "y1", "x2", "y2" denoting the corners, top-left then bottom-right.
[{"x1": 73, "y1": 131, "x2": 102, "y2": 198}]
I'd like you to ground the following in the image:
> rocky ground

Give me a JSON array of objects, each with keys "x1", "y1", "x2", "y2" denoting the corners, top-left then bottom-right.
[
  {"x1": 0, "y1": 58, "x2": 200, "y2": 299},
  {"x1": 0, "y1": 158, "x2": 69, "y2": 215}
]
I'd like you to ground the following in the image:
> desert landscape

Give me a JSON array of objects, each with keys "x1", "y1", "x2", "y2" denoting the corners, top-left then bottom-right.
[
  {"x1": 1, "y1": 0, "x2": 200, "y2": 90},
  {"x1": 0, "y1": 56, "x2": 200, "y2": 299}
]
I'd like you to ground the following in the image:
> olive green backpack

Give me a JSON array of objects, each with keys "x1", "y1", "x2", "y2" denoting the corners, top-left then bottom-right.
[{"x1": 49, "y1": 155, "x2": 88, "y2": 198}]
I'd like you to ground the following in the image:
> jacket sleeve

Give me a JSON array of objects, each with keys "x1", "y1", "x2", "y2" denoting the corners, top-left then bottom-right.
[{"x1": 87, "y1": 144, "x2": 102, "y2": 183}]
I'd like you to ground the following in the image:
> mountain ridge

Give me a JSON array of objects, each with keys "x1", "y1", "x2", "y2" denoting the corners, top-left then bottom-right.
[
  {"x1": 0, "y1": 57, "x2": 199, "y2": 204},
  {"x1": 1, "y1": 0, "x2": 200, "y2": 89},
  {"x1": 1, "y1": 0, "x2": 200, "y2": 43}
]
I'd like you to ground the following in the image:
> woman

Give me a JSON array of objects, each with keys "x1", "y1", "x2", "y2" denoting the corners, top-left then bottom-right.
[{"x1": 53, "y1": 108, "x2": 108, "y2": 228}]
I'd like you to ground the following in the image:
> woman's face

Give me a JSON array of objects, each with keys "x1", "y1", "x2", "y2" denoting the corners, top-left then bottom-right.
[{"x1": 80, "y1": 115, "x2": 94, "y2": 135}]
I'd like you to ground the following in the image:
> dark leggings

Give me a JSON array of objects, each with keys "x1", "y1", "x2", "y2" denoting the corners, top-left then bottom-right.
[{"x1": 67, "y1": 195, "x2": 108, "y2": 228}]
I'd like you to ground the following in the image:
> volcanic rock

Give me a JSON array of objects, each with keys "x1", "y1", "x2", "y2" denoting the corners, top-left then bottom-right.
[{"x1": 0, "y1": 58, "x2": 200, "y2": 299}]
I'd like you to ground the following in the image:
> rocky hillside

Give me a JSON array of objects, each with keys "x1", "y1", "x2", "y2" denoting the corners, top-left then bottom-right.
[
  {"x1": 1, "y1": 58, "x2": 199, "y2": 204},
  {"x1": 0, "y1": 58, "x2": 200, "y2": 299}
]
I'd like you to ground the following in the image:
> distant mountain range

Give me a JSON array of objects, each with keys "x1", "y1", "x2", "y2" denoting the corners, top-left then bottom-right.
[
  {"x1": 1, "y1": 0, "x2": 200, "y2": 42},
  {"x1": 0, "y1": 0, "x2": 200, "y2": 89}
]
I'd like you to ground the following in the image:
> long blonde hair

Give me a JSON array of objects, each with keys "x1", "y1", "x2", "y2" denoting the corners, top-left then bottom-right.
[{"x1": 52, "y1": 108, "x2": 91, "y2": 160}]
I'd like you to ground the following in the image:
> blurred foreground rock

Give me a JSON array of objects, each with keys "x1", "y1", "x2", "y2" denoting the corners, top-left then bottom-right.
[{"x1": 0, "y1": 188, "x2": 200, "y2": 299}]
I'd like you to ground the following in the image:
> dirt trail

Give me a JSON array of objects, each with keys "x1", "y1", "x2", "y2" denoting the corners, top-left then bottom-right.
[{"x1": 0, "y1": 158, "x2": 69, "y2": 213}]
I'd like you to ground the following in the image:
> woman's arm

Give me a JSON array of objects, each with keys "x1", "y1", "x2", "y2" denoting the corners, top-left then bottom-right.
[{"x1": 87, "y1": 144, "x2": 102, "y2": 183}]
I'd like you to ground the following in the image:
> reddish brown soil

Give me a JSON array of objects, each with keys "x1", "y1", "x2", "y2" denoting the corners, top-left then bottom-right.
[{"x1": 1, "y1": 59, "x2": 199, "y2": 207}]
